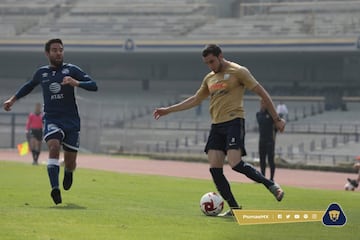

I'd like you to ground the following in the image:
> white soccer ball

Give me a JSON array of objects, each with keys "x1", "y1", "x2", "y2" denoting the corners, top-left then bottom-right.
[
  {"x1": 344, "y1": 182, "x2": 355, "y2": 191},
  {"x1": 200, "y1": 192, "x2": 224, "y2": 216}
]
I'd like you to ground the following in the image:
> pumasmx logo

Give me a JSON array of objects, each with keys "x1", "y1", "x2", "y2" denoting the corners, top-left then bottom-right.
[
  {"x1": 232, "y1": 203, "x2": 346, "y2": 227},
  {"x1": 322, "y1": 203, "x2": 346, "y2": 227}
]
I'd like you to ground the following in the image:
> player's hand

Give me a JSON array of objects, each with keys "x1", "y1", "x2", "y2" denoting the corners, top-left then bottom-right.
[
  {"x1": 3, "y1": 98, "x2": 15, "y2": 111},
  {"x1": 61, "y1": 76, "x2": 79, "y2": 87},
  {"x1": 153, "y1": 107, "x2": 170, "y2": 120},
  {"x1": 275, "y1": 118, "x2": 286, "y2": 133}
]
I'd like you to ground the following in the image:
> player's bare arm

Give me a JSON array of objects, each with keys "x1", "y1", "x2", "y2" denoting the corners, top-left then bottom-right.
[
  {"x1": 2, "y1": 96, "x2": 17, "y2": 112},
  {"x1": 252, "y1": 84, "x2": 286, "y2": 132},
  {"x1": 153, "y1": 95, "x2": 202, "y2": 120}
]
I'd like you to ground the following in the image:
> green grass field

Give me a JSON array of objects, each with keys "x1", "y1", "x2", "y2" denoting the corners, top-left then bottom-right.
[{"x1": 0, "y1": 161, "x2": 358, "y2": 240}]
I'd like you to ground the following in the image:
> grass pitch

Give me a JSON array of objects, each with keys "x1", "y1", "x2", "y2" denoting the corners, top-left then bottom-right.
[{"x1": 0, "y1": 161, "x2": 358, "y2": 240}]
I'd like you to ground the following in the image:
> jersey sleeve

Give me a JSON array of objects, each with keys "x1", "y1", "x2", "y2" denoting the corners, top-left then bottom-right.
[
  {"x1": 194, "y1": 77, "x2": 210, "y2": 101},
  {"x1": 71, "y1": 65, "x2": 98, "y2": 91},
  {"x1": 15, "y1": 71, "x2": 41, "y2": 100},
  {"x1": 236, "y1": 66, "x2": 259, "y2": 90}
]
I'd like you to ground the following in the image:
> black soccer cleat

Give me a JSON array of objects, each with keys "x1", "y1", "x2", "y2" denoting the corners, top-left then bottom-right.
[
  {"x1": 269, "y1": 183, "x2": 285, "y2": 201},
  {"x1": 347, "y1": 178, "x2": 359, "y2": 188},
  {"x1": 51, "y1": 188, "x2": 62, "y2": 205},
  {"x1": 63, "y1": 171, "x2": 73, "y2": 191}
]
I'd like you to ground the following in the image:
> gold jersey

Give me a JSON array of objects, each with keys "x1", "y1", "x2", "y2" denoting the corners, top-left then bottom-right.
[{"x1": 195, "y1": 61, "x2": 259, "y2": 124}]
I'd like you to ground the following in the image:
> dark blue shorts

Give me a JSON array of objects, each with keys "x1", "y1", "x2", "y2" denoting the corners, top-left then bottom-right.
[
  {"x1": 43, "y1": 119, "x2": 80, "y2": 152},
  {"x1": 204, "y1": 118, "x2": 247, "y2": 156}
]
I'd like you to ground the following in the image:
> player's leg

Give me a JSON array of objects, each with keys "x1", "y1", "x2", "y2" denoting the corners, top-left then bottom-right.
[
  {"x1": 208, "y1": 150, "x2": 240, "y2": 209},
  {"x1": 29, "y1": 135, "x2": 38, "y2": 164},
  {"x1": 226, "y1": 119, "x2": 284, "y2": 201},
  {"x1": 32, "y1": 130, "x2": 42, "y2": 164},
  {"x1": 348, "y1": 162, "x2": 360, "y2": 188},
  {"x1": 46, "y1": 136, "x2": 63, "y2": 204},
  {"x1": 43, "y1": 122, "x2": 64, "y2": 205},
  {"x1": 228, "y1": 150, "x2": 283, "y2": 201},
  {"x1": 62, "y1": 150, "x2": 77, "y2": 190},
  {"x1": 267, "y1": 142, "x2": 275, "y2": 181},
  {"x1": 259, "y1": 142, "x2": 267, "y2": 177},
  {"x1": 62, "y1": 130, "x2": 80, "y2": 191},
  {"x1": 205, "y1": 124, "x2": 241, "y2": 212}
]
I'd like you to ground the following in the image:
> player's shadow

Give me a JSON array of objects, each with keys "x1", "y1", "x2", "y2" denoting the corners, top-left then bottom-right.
[{"x1": 49, "y1": 203, "x2": 87, "y2": 210}]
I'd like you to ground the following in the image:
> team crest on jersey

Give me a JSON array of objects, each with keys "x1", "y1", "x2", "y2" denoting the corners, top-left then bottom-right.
[
  {"x1": 62, "y1": 68, "x2": 70, "y2": 75},
  {"x1": 224, "y1": 74, "x2": 230, "y2": 80},
  {"x1": 42, "y1": 72, "x2": 48, "y2": 78}
]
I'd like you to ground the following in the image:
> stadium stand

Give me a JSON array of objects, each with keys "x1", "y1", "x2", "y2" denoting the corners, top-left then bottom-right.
[
  {"x1": 1, "y1": 0, "x2": 360, "y2": 167},
  {"x1": 1, "y1": 0, "x2": 360, "y2": 40}
]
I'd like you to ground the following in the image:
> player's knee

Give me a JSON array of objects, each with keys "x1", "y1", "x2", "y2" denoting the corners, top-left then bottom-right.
[
  {"x1": 47, "y1": 141, "x2": 61, "y2": 157},
  {"x1": 232, "y1": 160, "x2": 246, "y2": 173},
  {"x1": 63, "y1": 144, "x2": 78, "y2": 153}
]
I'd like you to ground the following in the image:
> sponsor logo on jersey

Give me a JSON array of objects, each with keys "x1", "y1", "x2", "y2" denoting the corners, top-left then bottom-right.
[
  {"x1": 49, "y1": 82, "x2": 64, "y2": 100},
  {"x1": 49, "y1": 82, "x2": 61, "y2": 93},
  {"x1": 209, "y1": 82, "x2": 227, "y2": 91}
]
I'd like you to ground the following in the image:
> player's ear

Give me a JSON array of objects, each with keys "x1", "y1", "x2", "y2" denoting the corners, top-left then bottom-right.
[{"x1": 218, "y1": 53, "x2": 224, "y2": 60}]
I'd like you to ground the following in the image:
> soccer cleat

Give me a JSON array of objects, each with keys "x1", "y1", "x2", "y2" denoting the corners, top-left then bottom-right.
[
  {"x1": 347, "y1": 178, "x2": 359, "y2": 188},
  {"x1": 218, "y1": 206, "x2": 242, "y2": 217},
  {"x1": 269, "y1": 183, "x2": 284, "y2": 202},
  {"x1": 63, "y1": 171, "x2": 73, "y2": 191},
  {"x1": 218, "y1": 209, "x2": 233, "y2": 217},
  {"x1": 51, "y1": 188, "x2": 62, "y2": 205}
]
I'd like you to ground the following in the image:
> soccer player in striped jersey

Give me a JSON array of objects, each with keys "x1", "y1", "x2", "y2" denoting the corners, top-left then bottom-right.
[{"x1": 3, "y1": 38, "x2": 98, "y2": 205}]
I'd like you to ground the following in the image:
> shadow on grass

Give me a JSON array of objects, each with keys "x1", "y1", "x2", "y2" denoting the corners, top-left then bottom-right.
[{"x1": 49, "y1": 203, "x2": 87, "y2": 210}]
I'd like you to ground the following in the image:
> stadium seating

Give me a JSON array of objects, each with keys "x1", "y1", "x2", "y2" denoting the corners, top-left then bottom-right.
[
  {"x1": 1, "y1": 0, "x2": 360, "y2": 166},
  {"x1": 1, "y1": 0, "x2": 360, "y2": 39}
]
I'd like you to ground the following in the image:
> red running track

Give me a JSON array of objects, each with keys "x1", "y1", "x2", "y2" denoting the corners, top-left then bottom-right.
[{"x1": 0, "y1": 149, "x2": 355, "y2": 191}]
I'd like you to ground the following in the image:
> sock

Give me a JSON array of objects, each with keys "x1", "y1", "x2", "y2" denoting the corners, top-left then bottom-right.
[
  {"x1": 64, "y1": 168, "x2": 73, "y2": 174},
  {"x1": 34, "y1": 151, "x2": 40, "y2": 162},
  {"x1": 47, "y1": 158, "x2": 60, "y2": 189},
  {"x1": 210, "y1": 168, "x2": 239, "y2": 208},
  {"x1": 32, "y1": 150, "x2": 37, "y2": 162},
  {"x1": 232, "y1": 161, "x2": 273, "y2": 189}
]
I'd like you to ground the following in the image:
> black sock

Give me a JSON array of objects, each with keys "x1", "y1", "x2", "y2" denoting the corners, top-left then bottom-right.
[
  {"x1": 210, "y1": 168, "x2": 239, "y2": 208},
  {"x1": 34, "y1": 151, "x2": 40, "y2": 162},
  {"x1": 47, "y1": 164, "x2": 60, "y2": 189},
  {"x1": 31, "y1": 150, "x2": 37, "y2": 162},
  {"x1": 232, "y1": 161, "x2": 273, "y2": 188}
]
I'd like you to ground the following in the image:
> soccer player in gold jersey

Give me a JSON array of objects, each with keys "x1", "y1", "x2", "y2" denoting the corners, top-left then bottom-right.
[{"x1": 153, "y1": 44, "x2": 286, "y2": 216}]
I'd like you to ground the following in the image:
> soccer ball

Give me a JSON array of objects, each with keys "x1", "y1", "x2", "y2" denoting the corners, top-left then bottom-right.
[
  {"x1": 200, "y1": 192, "x2": 224, "y2": 216},
  {"x1": 344, "y1": 182, "x2": 355, "y2": 191}
]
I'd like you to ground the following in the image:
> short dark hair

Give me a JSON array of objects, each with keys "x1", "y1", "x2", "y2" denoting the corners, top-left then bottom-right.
[
  {"x1": 202, "y1": 44, "x2": 222, "y2": 57},
  {"x1": 45, "y1": 38, "x2": 63, "y2": 52}
]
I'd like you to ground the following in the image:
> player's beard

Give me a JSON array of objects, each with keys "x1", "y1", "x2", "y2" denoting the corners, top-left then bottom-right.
[{"x1": 49, "y1": 58, "x2": 63, "y2": 68}]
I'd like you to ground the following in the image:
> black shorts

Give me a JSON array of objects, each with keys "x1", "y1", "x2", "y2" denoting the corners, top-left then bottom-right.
[
  {"x1": 30, "y1": 128, "x2": 43, "y2": 141},
  {"x1": 204, "y1": 118, "x2": 247, "y2": 156}
]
